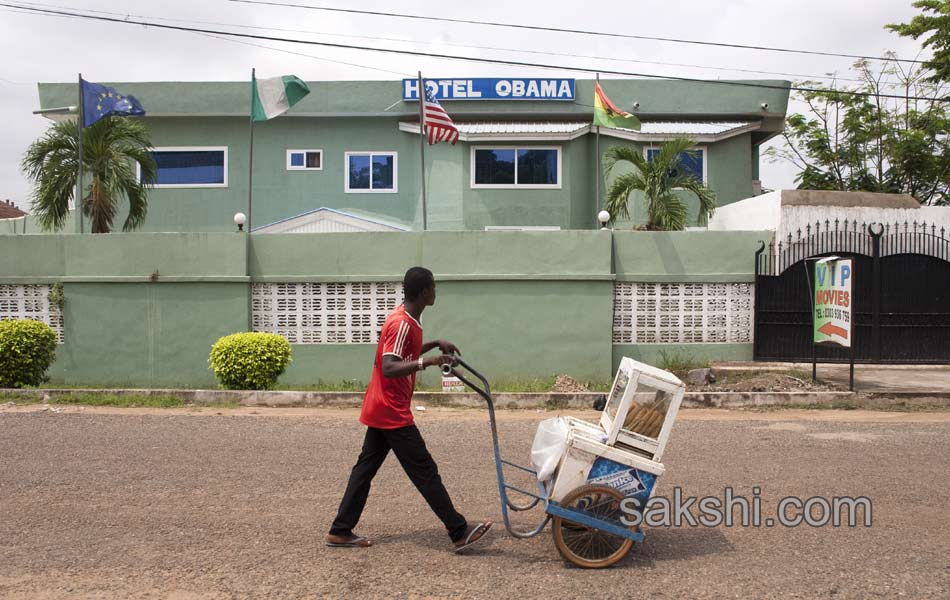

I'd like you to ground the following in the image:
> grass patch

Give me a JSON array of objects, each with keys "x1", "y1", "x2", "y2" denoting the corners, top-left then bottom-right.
[
  {"x1": 2, "y1": 392, "x2": 238, "y2": 409},
  {"x1": 658, "y1": 349, "x2": 709, "y2": 379},
  {"x1": 47, "y1": 393, "x2": 188, "y2": 408}
]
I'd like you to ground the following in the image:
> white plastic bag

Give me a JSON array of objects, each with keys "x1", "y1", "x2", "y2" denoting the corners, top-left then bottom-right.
[{"x1": 530, "y1": 417, "x2": 569, "y2": 481}]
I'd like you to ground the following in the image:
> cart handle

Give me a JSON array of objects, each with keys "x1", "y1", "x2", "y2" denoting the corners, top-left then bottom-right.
[{"x1": 443, "y1": 359, "x2": 551, "y2": 538}]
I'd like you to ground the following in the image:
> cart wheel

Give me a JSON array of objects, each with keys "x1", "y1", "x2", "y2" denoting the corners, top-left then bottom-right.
[{"x1": 552, "y1": 484, "x2": 635, "y2": 569}]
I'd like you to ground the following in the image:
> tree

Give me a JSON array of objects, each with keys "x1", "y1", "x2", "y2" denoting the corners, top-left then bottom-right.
[
  {"x1": 602, "y1": 137, "x2": 716, "y2": 231},
  {"x1": 887, "y1": 1, "x2": 950, "y2": 85},
  {"x1": 21, "y1": 117, "x2": 157, "y2": 233},
  {"x1": 765, "y1": 56, "x2": 950, "y2": 205}
]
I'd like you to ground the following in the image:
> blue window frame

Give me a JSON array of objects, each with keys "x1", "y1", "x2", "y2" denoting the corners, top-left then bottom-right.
[
  {"x1": 646, "y1": 147, "x2": 705, "y2": 182},
  {"x1": 345, "y1": 152, "x2": 397, "y2": 192},
  {"x1": 472, "y1": 146, "x2": 561, "y2": 188},
  {"x1": 287, "y1": 149, "x2": 323, "y2": 170},
  {"x1": 143, "y1": 147, "x2": 228, "y2": 187}
]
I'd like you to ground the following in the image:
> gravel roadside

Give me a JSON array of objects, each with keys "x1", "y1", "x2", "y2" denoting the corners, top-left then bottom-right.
[{"x1": 1, "y1": 407, "x2": 948, "y2": 598}]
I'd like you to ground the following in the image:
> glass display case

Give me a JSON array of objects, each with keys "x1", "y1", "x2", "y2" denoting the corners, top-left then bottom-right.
[{"x1": 599, "y1": 357, "x2": 685, "y2": 461}]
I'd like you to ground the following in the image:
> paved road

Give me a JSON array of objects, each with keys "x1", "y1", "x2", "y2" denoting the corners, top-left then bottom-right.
[{"x1": 1, "y1": 406, "x2": 948, "y2": 599}]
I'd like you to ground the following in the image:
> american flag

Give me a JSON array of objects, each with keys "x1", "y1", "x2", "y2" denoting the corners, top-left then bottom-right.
[{"x1": 422, "y1": 84, "x2": 460, "y2": 145}]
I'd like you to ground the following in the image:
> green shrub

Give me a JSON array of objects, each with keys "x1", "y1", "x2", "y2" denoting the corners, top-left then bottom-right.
[
  {"x1": 0, "y1": 319, "x2": 58, "y2": 388},
  {"x1": 209, "y1": 332, "x2": 292, "y2": 390}
]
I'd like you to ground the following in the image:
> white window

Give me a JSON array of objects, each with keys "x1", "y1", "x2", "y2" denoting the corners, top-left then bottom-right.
[
  {"x1": 251, "y1": 282, "x2": 403, "y2": 344},
  {"x1": 644, "y1": 146, "x2": 707, "y2": 184},
  {"x1": 471, "y1": 146, "x2": 562, "y2": 189},
  {"x1": 138, "y1": 146, "x2": 228, "y2": 188},
  {"x1": 287, "y1": 149, "x2": 323, "y2": 171},
  {"x1": 612, "y1": 282, "x2": 753, "y2": 344},
  {"x1": 345, "y1": 152, "x2": 397, "y2": 193},
  {"x1": 0, "y1": 284, "x2": 64, "y2": 344}
]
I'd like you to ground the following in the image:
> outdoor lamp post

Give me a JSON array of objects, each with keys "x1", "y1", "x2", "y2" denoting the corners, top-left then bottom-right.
[
  {"x1": 234, "y1": 212, "x2": 247, "y2": 232},
  {"x1": 598, "y1": 210, "x2": 611, "y2": 230}
]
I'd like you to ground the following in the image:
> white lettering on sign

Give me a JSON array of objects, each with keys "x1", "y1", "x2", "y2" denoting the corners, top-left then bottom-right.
[
  {"x1": 467, "y1": 80, "x2": 481, "y2": 97},
  {"x1": 403, "y1": 78, "x2": 574, "y2": 100}
]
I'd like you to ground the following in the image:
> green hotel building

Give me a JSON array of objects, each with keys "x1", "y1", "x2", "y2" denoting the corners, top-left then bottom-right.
[{"x1": 36, "y1": 77, "x2": 790, "y2": 233}]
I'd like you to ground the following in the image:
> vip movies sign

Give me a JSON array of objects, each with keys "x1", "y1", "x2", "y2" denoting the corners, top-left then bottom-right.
[
  {"x1": 403, "y1": 78, "x2": 575, "y2": 101},
  {"x1": 813, "y1": 258, "x2": 853, "y2": 347}
]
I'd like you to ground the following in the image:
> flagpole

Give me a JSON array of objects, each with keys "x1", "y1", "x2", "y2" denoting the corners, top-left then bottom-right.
[
  {"x1": 595, "y1": 73, "x2": 601, "y2": 228},
  {"x1": 77, "y1": 72, "x2": 84, "y2": 234},
  {"x1": 247, "y1": 68, "x2": 256, "y2": 233},
  {"x1": 417, "y1": 71, "x2": 427, "y2": 231}
]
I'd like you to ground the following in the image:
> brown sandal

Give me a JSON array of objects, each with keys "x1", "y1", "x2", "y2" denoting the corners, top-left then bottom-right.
[
  {"x1": 453, "y1": 520, "x2": 493, "y2": 552},
  {"x1": 326, "y1": 534, "x2": 372, "y2": 548}
]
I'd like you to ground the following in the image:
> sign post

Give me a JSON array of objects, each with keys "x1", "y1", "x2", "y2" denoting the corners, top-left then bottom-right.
[{"x1": 812, "y1": 257, "x2": 855, "y2": 390}]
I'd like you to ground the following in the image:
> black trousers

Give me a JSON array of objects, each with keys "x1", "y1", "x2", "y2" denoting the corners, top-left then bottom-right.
[{"x1": 329, "y1": 425, "x2": 468, "y2": 542}]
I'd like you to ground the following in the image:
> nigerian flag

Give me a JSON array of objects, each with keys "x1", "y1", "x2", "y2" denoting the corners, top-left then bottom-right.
[
  {"x1": 251, "y1": 74, "x2": 310, "y2": 121},
  {"x1": 594, "y1": 81, "x2": 641, "y2": 131}
]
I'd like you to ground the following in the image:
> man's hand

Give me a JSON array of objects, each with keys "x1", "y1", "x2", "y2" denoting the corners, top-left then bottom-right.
[
  {"x1": 424, "y1": 353, "x2": 459, "y2": 369},
  {"x1": 436, "y1": 340, "x2": 462, "y2": 356}
]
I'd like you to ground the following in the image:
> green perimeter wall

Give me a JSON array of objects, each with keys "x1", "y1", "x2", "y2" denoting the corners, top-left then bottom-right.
[{"x1": 1, "y1": 230, "x2": 769, "y2": 388}]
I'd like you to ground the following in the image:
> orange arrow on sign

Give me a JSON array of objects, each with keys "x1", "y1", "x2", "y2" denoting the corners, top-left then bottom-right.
[{"x1": 818, "y1": 322, "x2": 849, "y2": 339}]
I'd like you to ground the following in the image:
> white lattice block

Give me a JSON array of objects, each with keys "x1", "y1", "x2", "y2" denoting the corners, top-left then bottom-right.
[
  {"x1": 613, "y1": 282, "x2": 754, "y2": 345},
  {"x1": 0, "y1": 284, "x2": 65, "y2": 343},
  {"x1": 252, "y1": 282, "x2": 403, "y2": 344}
]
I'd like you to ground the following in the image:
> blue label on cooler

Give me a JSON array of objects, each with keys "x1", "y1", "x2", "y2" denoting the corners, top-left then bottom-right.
[{"x1": 587, "y1": 457, "x2": 656, "y2": 512}]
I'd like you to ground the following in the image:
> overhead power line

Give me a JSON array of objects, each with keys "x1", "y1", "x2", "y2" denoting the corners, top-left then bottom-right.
[
  {"x1": 2, "y1": 2, "x2": 944, "y2": 103},
  {"x1": 227, "y1": 0, "x2": 923, "y2": 65},
  {"x1": 7, "y1": 0, "x2": 877, "y2": 84}
]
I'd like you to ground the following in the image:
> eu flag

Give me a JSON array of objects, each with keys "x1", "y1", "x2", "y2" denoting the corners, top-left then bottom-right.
[{"x1": 81, "y1": 79, "x2": 145, "y2": 128}]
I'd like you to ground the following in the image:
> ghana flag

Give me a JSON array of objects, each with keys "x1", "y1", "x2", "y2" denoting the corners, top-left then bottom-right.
[{"x1": 593, "y1": 81, "x2": 641, "y2": 131}]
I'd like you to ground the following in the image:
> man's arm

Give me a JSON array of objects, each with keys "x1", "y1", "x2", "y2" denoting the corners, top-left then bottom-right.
[
  {"x1": 381, "y1": 353, "x2": 456, "y2": 379},
  {"x1": 420, "y1": 339, "x2": 462, "y2": 356}
]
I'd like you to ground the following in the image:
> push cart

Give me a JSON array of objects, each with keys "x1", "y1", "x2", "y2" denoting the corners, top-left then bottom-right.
[{"x1": 444, "y1": 357, "x2": 685, "y2": 568}]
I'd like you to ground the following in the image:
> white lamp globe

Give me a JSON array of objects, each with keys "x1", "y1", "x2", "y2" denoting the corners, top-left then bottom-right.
[
  {"x1": 597, "y1": 210, "x2": 610, "y2": 225},
  {"x1": 234, "y1": 212, "x2": 247, "y2": 227}
]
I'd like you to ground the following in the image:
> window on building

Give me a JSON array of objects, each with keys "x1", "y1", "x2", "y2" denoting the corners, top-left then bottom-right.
[
  {"x1": 142, "y1": 147, "x2": 228, "y2": 187},
  {"x1": 646, "y1": 147, "x2": 705, "y2": 183},
  {"x1": 345, "y1": 152, "x2": 397, "y2": 193},
  {"x1": 287, "y1": 149, "x2": 323, "y2": 170},
  {"x1": 472, "y1": 146, "x2": 561, "y2": 188}
]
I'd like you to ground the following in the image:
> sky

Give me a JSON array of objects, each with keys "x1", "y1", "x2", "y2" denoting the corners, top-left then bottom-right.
[{"x1": 0, "y1": 0, "x2": 929, "y2": 211}]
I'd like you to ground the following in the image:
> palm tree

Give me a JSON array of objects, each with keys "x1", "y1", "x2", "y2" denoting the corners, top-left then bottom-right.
[
  {"x1": 21, "y1": 117, "x2": 157, "y2": 233},
  {"x1": 603, "y1": 137, "x2": 716, "y2": 231}
]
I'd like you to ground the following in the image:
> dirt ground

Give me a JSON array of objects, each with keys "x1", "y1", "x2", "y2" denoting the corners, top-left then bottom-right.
[
  {"x1": 2, "y1": 406, "x2": 949, "y2": 598},
  {"x1": 691, "y1": 371, "x2": 843, "y2": 392}
]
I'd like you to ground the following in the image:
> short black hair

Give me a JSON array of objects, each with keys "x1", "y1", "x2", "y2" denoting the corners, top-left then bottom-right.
[{"x1": 404, "y1": 266, "x2": 435, "y2": 301}]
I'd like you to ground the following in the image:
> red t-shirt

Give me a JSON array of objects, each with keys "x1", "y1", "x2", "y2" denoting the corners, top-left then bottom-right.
[{"x1": 360, "y1": 305, "x2": 423, "y2": 429}]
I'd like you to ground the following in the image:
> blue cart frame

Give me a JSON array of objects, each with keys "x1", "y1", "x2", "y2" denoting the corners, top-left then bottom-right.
[{"x1": 445, "y1": 360, "x2": 646, "y2": 552}]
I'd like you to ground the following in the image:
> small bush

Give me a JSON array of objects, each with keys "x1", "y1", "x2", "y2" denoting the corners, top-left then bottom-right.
[
  {"x1": 0, "y1": 319, "x2": 58, "y2": 388},
  {"x1": 209, "y1": 332, "x2": 292, "y2": 390}
]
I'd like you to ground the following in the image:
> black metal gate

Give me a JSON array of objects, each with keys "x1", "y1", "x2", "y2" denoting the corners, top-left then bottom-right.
[{"x1": 754, "y1": 220, "x2": 950, "y2": 363}]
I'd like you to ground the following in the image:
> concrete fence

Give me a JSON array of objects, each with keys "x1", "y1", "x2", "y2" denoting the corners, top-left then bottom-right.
[{"x1": 1, "y1": 230, "x2": 769, "y2": 388}]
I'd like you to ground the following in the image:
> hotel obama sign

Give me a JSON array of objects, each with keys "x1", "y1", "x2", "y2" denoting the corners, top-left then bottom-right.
[{"x1": 403, "y1": 78, "x2": 575, "y2": 101}]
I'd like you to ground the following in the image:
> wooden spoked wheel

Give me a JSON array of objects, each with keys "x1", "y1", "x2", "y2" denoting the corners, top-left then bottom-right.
[{"x1": 551, "y1": 484, "x2": 635, "y2": 569}]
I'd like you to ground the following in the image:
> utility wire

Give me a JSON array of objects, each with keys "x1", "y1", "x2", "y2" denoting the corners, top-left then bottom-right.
[
  {"x1": 195, "y1": 32, "x2": 413, "y2": 77},
  {"x1": 2, "y1": 2, "x2": 944, "y2": 103},
  {"x1": 7, "y1": 0, "x2": 875, "y2": 84},
  {"x1": 227, "y1": 0, "x2": 923, "y2": 65}
]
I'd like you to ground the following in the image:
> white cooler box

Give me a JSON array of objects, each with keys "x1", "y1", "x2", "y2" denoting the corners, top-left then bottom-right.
[{"x1": 548, "y1": 416, "x2": 665, "y2": 512}]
